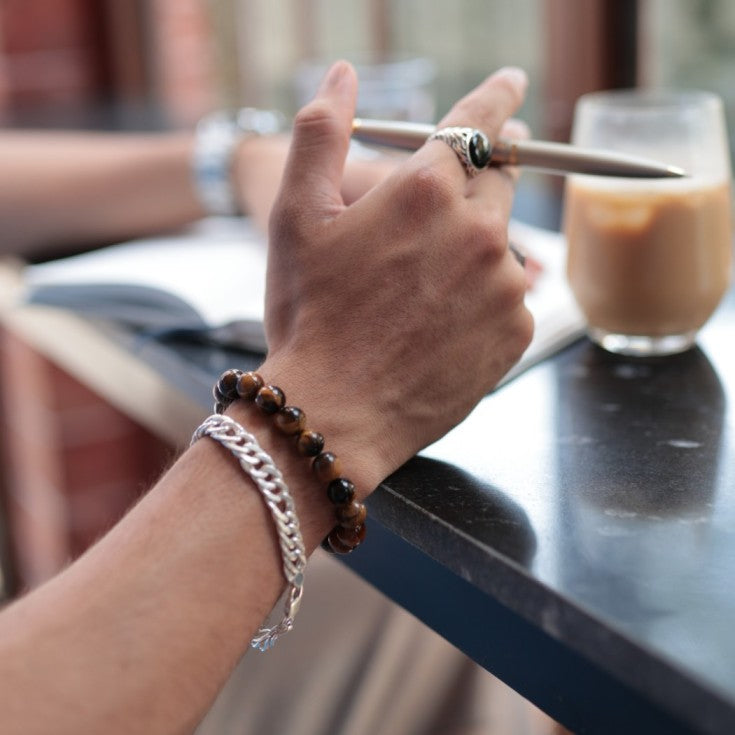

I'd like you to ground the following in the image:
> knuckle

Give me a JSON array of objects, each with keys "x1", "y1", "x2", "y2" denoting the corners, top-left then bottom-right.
[
  {"x1": 269, "y1": 196, "x2": 307, "y2": 243},
  {"x1": 463, "y1": 212, "x2": 508, "y2": 261},
  {"x1": 483, "y1": 214, "x2": 510, "y2": 259},
  {"x1": 292, "y1": 101, "x2": 341, "y2": 143},
  {"x1": 489, "y1": 255, "x2": 530, "y2": 318},
  {"x1": 506, "y1": 261, "x2": 530, "y2": 306},
  {"x1": 401, "y1": 163, "x2": 456, "y2": 213},
  {"x1": 518, "y1": 306, "x2": 535, "y2": 349},
  {"x1": 496, "y1": 288, "x2": 534, "y2": 361}
]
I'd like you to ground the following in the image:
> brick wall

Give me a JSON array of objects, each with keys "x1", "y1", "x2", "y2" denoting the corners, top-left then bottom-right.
[
  {"x1": 0, "y1": 0, "x2": 217, "y2": 127},
  {"x1": 147, "y1": 0, "x2": 218, "y2": 126},
  {"x1": 0, "y1": 0, "x2": 101, "y2": 117},
  {"x1": 0, "y1": 327, "x2": 174, "y2": 592}
]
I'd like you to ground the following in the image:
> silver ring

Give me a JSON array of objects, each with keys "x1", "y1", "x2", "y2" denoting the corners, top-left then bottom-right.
[{"x1": 427, "y1": 126, "x2": 492, "y2": 177}]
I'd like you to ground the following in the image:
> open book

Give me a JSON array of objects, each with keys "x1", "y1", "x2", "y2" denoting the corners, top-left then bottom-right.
[{"x1": 23, "y1": 216, "x2": 585, "y2": 383}]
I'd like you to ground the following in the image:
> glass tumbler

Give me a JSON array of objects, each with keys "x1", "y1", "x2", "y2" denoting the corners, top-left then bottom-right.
[{"x1": 563, "y1": 90, "x2": 732, "y2": 356}]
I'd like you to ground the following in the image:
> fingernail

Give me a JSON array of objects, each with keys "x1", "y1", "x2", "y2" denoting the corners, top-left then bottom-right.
[
  {"x1": 494, "y1": 66, "x2": 528, "y2": 91},
  {"x1": 317, "y1": 60, "x2": 351, "y2": 96}
]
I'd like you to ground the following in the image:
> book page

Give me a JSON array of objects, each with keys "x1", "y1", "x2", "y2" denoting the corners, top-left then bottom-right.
[
  {"x1": 26, "y1": 216, "x2": 267, "y2": 324},
  {"x1": 24, "y1": 216, "x2": 585, "y2": 379},
  {"x1": 503, "y1": 219, "x2": 586, "y2": 383}
]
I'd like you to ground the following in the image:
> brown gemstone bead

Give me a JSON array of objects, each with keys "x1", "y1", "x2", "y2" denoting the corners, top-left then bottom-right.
[
  {"x1": 255, "y1": 385, "x2": 286, "y2": 414},
  {"x1": 327, "y1": 477, "x2": 355, "y2": 505},
  {"x1": 313, "y1": 452, "x2": 342, "y2": 484},
  {"x1": 336, "y1": 501, "x2": 367, "y2": 529},
  {"x1": 217, "y1": 369, "x2": 242, "y2": 400},
  {"x1": 326, "y1": 528, "x2": 354, "y2": 554},
  {"x1": 275, "y1": 406, "x2": 306, "y2": 435},
  {"x1": 236, "y1": 371, "x2": 264, "y2": 401},
  {"x1": 212, "y1": 384, "x2": 227, "y2": 404},
  {"x1": 335, "y1": 523, "x2": 367, "y2": 548},
  {"x1": 296, "y1": 429, "x2": 324, "y2": 457}
]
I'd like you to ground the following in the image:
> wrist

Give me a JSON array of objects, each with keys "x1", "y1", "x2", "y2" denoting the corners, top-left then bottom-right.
[
  {"x1": 192, "y1": 108, "x2": 286, "y2": 216},
  {"x1": 251, "y1": 355, "x2": 392, "y2": 499},
  {"x1": 212, "y1": 359, "x2": 386, "y2": 555},
  {"x1": 222, "y1": 400, "x2": 336, "y2": 550}
]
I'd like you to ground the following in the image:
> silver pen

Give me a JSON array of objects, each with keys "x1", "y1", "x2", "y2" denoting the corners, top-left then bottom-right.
[{"x1": 352, "y1": 118, "x2": 686, "y2": 179}]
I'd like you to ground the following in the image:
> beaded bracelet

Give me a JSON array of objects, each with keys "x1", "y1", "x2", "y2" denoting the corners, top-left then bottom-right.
[
  {"x1": 213, "y1": 369, "x2": 368, "y2": 554},
  {"x1": 191, "y1": 414, "x2": 306, "y2": 651}
]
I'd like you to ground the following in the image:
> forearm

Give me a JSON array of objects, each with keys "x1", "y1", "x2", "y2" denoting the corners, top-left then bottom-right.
[
  {"x1": 0, "y1": 61, "x2": 532, "y2": 735},
  {"x1": 0, "y1": 131, "x2": 205, "y2": 257},
  {"x1": 0, "y1": 360, "x2": 380, "y2": 735},
  {"x1": 0, "y1": 129, "x2": 396, "y2": 258}
]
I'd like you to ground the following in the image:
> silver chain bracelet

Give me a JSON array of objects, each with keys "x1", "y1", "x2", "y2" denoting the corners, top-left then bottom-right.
[{"x1": 191, "y1": 413, "x2": 307, "y2": 651}]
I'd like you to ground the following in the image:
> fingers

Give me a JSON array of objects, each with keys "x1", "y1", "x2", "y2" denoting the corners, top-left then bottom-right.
[
  {"x1": 439, "y1": 66, "x2": 528, "y2": 136},
  {"x1": 469, "y1": 116, "x2": 531, "y2": 207},
  {"x1": 277, "y1": 61, "x2": 358, "y2": 222},
  {"x1": 418, "y1": 67, "x2": 528, "y2": 181},
  {"x1": 500, "y1": 117, "x2": 531, "y2": 140}
]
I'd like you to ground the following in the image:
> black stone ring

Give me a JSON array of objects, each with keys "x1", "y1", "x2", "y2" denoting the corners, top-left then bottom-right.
[{"x1": 427, "y1": 126, "x2": 492, "y2": 177}]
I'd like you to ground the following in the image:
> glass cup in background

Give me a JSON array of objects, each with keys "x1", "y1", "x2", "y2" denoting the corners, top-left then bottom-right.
[
  {"x1": 293, "y1": 57, "x2": 437, "y2": 122},
  {"x1": 563, "y1": 90, "x2": 733, "y2": 356}
]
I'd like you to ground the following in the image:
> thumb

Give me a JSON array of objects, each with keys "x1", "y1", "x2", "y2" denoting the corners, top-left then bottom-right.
[{"x1": 280, "y1": 61, "x2": 358, "y2": 217}]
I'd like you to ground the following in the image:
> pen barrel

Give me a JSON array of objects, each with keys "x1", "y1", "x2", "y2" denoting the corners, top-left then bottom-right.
[
  {"x1": 352, "y1": 119, "x2": 684, "y2": 178},
  {"x1": 352, "y1": 119, "x2": 433, "y2": 149},
  {"x1": 493, "y1": 139, "x2": 683, "y2": 178}
]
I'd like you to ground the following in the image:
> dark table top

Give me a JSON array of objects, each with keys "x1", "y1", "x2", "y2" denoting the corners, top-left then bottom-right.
[{"x1": 113, "y1": 281, "x2": 735, "y2": 735}]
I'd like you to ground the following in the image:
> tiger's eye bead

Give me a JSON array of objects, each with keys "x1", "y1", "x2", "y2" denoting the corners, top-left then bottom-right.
[
  {"x1": 255, "y1": 385, "x2": 285, "y2": 414},
  {"x1": 217, "y1": 369, "x2": 242, "y2": 400},
  {"x1": 313, "y1": 452, "x2": 342, "y2": 484},
  {"x1": 275, "y1": 406, "x2": 306, "y2": 435},
  {"x1": 236, "y1": 371, "x2": 264, "y2": 401},
  {"x1": 212, "y1": 384, "x2": 226, "y2": 404},
  {"x1": 336, "y1": 501, "x2": 367, "y2": 529},
  {"x1": 335, "y1": 523, "x2": 367, "y2": 548},
  {"x1": 296, "y1": 430, "x2": 324, "y2": 457},
  {"x1": 326, "y1": 529, "x2": 354, "y2": 554},
  {"x1": 327, "y1": 477, "x2": 355, "y2": 505}
]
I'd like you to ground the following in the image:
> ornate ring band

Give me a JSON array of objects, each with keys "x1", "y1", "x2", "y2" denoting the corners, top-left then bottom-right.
[{"x1": 427, "y1": 126, "x2": 492, "y2": 177}]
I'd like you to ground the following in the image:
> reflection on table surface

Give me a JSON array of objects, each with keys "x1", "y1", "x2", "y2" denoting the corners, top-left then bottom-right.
[
  {"x1": 64, "y1": 273, "x2": 734, "y2": 731},
  {"x1": 422, "y1": 285, "x2": 735, "y2": 704}
]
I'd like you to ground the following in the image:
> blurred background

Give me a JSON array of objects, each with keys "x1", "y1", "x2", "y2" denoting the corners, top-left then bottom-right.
[
  {"x1": 0, "y1": 0, "x2": 734, "y2": 229},
  {"x1": 1, "y1": 0, "x2": 735, "y2": 601}
]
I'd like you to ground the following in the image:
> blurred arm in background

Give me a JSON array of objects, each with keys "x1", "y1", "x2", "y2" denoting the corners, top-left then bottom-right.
[{"x1": 0, "y1": 129, "x2": 399, "y2": 258}]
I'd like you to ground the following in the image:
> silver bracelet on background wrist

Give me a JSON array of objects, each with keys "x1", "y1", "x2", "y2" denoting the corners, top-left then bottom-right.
[
  {"x1": 192, "y1": 107, "x2": 286, "y2": 216},
  {"x1": 191, "y1": 412, "x2": 306, "y2": 651}
]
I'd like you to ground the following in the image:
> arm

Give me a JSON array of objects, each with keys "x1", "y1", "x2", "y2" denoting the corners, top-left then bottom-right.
[
  {"x1": 0, "y1": 128, "x2": 399, "y2": 259},
  {"x1": 0, "y1": 131, "x2": 205, "y2": 256},
  {"x1": 0, "y1": 62, "x2": 532, "y2": 735}
]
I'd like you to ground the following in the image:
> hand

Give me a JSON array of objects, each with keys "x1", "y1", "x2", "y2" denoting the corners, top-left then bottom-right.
[
  {"x1": 234, "y1": 133, "x2": 401, "y2": 234},
  {"x1": 260, "y1": 62, "x2": 533, "y2": 493}
]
